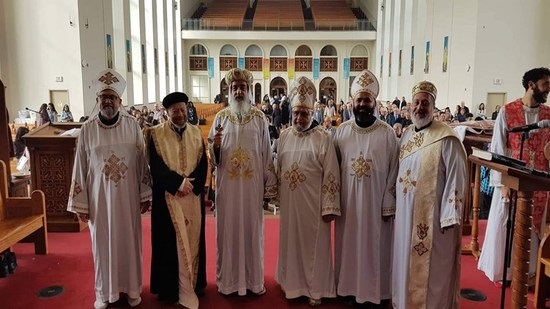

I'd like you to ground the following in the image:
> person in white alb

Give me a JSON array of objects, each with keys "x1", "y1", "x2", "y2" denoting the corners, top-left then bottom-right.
[
  {"x1": 67, "y1": 69, "x2": 152, "y2": 309},
  {"x1": 333, "y1": 69, "x2": 399, "y2": 308},
  {"x1": 208, "y1": 68, "x2": 278, "y2": 296},
  {"x1": 275, "y1": 76, "x2": 341, "y2": 307}
]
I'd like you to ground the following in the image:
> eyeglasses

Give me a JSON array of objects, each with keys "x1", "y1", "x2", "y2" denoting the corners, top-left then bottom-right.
[{"x1": 98, "y1": 95, "x2": 119, "y2": 101}]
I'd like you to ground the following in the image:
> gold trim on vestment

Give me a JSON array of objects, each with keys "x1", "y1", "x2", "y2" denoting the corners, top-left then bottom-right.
[
  {"x1": 150, "y1": 122, "x2": 204, "y2": 290},
  {"x1": 406, "y1": 141, "x2": 442, "y2": 309},
  {"x1": 218, "y1": 106, "x2": 265, "y2": 126},
  {"x1": 399, "y1": 121, "x2": 458, "y2": 162}
]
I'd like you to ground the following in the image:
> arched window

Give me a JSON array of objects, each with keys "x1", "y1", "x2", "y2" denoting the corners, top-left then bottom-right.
[
  {"x1": 295, "y1": 45, "x2": 313, "y2": 72},
  {"x1": 320, "y1": 45, "x2": 337, "y2": 71},
  {"x1": 245, "y1": 45, "x2": 263, "y2": 71},
  {"x1": 189, "y1": 44, "x2": 208, "y2": 71},
  {"x1": 350, "y1": 44, "x2": 369, "y2": 72},
  {"x1": 219, "y1": 44, "x2": 238, "y2": 70},
  {"x1": 190, "y1": 44, "x2": 208, "y2": 55},
  {"x1": 270, "y1": 45, "x2": 287, "y2": 72}
]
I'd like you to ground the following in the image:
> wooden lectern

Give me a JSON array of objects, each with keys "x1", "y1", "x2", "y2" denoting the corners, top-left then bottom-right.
[
  {"x1": 23, "y1": 123, "x2": 86, "y2": 232},
  {"x1": 468, "y1": 155, "x2": 550, "y2": 309}
]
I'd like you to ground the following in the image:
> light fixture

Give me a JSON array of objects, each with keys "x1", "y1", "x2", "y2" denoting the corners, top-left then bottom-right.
[{"x1": 85, "y1": 18, "x2": 89, "y2": 29}]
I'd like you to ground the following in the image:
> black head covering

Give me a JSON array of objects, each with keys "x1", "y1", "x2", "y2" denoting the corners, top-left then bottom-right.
[{"x1": 162, "y1": 92, "x2": 189, "y2": 109}]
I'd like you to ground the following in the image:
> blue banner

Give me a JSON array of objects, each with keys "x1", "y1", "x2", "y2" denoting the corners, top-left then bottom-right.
[
  {"x1": 238, "y1": 57, "x2": 245, "y2": 69},
  {"x1": 313, "y1": 58, "x2": 320, "y2": 80},
  {"x1": 208, "y1": 57, "x2": 214, "y2": 78},
  {"x1": 343, "y1": 58, "x2": 350, "y2": 79}
]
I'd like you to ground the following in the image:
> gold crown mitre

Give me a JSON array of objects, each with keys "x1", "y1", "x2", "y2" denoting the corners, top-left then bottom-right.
[
  {"x1": 289, "y1": 76, "x2": 316, "y2": 110},
  {"x1": 351, "y1": 69, "x2": 379, "y2": 98},
  {"x1": 225, "y1": 68, "x2": 254, "y2": 86},
  {"x1": 412, "y1": 81, "x2": 437, "y2": 99}
]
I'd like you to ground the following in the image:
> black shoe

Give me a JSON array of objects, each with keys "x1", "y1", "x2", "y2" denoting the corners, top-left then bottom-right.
[
  {"x1": 0, "y1": 255, "x2": 8, "y2": 278},
  {"x1": 7, "y1": 252, "x2": 16, "y2": 274}
]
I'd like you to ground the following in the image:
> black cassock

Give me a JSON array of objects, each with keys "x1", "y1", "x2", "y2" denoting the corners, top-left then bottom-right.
[{"x1": 148, "y1": 134, "x2": 208, "y2": 302}]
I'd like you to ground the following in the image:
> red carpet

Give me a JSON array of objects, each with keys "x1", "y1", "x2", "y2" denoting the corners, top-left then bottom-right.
[{"x1": 0, "y1": 217, "x2": 529, "y2": 308}]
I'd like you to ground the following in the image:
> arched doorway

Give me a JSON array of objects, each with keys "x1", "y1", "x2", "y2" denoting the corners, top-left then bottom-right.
[
  {"x1": 220, "y1": 78, "x2": 228, "y2": 104},
  {"x1": 319, "y1": 77, "x2": 336, "y2": 103},
  {"x1": 254, "y1": 83, "x2": 262, "y2": 105},
  {"x1": 270, "y1": 77, "x2": 287, "y2": 97}
]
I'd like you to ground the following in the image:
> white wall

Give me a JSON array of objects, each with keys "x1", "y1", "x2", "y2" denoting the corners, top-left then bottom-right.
[
  {"x1": 471, "y1": 0, "x2": 550, "y2": 108},
  {"x1": 375, "y1": 0, "x2": 550, "y2": 110},
  {"x1": 1, "y1": 0, "x2": 182, "y2": 120},
  {"x1": 1, "y1": 0, "x2": 84, "y2": 120}
]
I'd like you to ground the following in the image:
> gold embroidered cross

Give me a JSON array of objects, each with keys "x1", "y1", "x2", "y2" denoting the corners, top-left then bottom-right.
[
  {"x1": 322, "y1": 173, "x2": 340, "y2": 202},
  {"x1": 103, "y1": 154, "x2": 128, "y2": 185},
  {"x1": 448, "y1": 190, "x2": 463, "y2": 210},
  {"x1": 356, "y1": 73, "x2": 374, "y2": 88},
  {"x1": 351, "y1": 152, "x2": 371, "y2": 179},
  {"x1": 284, "y1": 162, "x2": 306, "y2": 191},
  {"x1": 398, "y1": 169, "x2": 417, "y2": 194}
]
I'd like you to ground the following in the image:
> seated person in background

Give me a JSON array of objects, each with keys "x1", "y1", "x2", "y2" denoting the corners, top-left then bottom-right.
[
  {"x1": 60, "y1": 104, "x2": 74, "y2": 122},
  {"x1": 14, "y1": 127, "x2": 30, "y2": 159},
  {"x1": 47, "y1": 103, "x2": 58, "y2": 123}
]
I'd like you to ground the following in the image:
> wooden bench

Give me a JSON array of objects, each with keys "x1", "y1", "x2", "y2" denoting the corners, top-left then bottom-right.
[
  {"x1": 535, "y1": 220, "x2": 550, "y2": 308},
  {"x1": 0, "y1": 160, "x2": 47, "y2": 255}
]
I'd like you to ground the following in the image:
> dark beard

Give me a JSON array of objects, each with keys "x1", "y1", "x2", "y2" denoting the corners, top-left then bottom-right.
[
  {"x1": 353, "y1": 108, "x2": 375, "y2": 126},
  {"x1": 532, "y1": 87, "x2": 548, "y2": 104}
]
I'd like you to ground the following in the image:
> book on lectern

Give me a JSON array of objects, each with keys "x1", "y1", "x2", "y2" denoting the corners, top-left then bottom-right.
[
  {"x1": 471, "y1": 147, "x2": 550, "y2": 178},
  {"x1": 471, "y1": 147, "x2": 526, "y2": 168}
]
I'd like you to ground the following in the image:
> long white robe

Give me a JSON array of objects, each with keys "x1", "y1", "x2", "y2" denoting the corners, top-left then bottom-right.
[
  {"x1": 477, "y1": 103, "x2": 541, "y2": 282},
  {"x1": 67, "y1": 113, "x2": 152, "y2": 303},
  {"x1": 208, "y1": 107, "x2": 278, "y2": 295},
  {"x1": 333, "y1": 120, "x2": 399, "y2": 304},
  {"x1": 392, "y1": 126, "x2": 466, "y2": 309},
  {"x1": 275, "y1": 125, "x2": 341, "y2": 300}
]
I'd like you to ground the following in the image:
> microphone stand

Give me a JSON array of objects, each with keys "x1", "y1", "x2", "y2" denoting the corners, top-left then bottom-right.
[{"x1": 499, "y1": 130, "x2": 528, "y2": 309}]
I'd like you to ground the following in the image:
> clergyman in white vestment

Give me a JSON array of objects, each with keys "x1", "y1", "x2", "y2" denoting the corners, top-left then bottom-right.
[
  {"x1": 208, "y1": 68, "x2": 278, "y2": 296},
  {"x1": 275, "y1": 76, "x2": 341, "y2": 307},
  {"x1": 334, "y1": 69, "x2": 398, "y2": 307},
  {"x1": 67, "y1": 69, "x2": 152, "y2": 309},
  {"x1": 392, "y1": 81, "x2": 466, "y2": 309}
]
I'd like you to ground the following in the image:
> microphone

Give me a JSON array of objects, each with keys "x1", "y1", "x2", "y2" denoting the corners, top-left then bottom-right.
[
  {"x1": 507, "y1": 119, "x2": 550, "y2": 133},
  {"x1": 25, "y1": 107, "x2": 40, "y2": 114}
]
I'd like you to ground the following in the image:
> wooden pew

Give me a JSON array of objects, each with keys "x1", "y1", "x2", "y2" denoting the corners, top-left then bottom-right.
[
  {"x1": 0, "y1": 160, "x2": 48, "y2": 254},
  {"x1": 535, "y1": 226, "x2": 550, "y2": 308}
]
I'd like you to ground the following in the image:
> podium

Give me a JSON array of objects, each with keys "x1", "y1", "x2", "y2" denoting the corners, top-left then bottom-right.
[
  {"x1": 467, "y1": 155, "x2": 550, "y2": 309},
  {"x1": 23, "y1": 123, "x2": 87, "y2": 232}
]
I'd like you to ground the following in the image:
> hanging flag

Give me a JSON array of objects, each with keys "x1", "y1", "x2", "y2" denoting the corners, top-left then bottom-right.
[
  {"x1": 288, "y1": 58, "x2": 295, "y2": 80},
  {"x1": 343, "y1": 58, "x2": 350, "y2": 79},
  {"x1": 263, "y1": 58, "x2": 270, "y2": 80},
  {"x1": 208, "y1": 57, "x2": 214, "y2": 78}
]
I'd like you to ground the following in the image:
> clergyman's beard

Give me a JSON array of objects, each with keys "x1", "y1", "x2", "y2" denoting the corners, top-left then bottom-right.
[
  {"x1": 229, "y1": 94, "x2": 251, "y2": 115},
  {"x1": 101, "y1": 107, "x2": 118, "y2": 120},
  {"x1": 294, "y1": 119, "x2": 312, "y2": 132},
  {"x1": 412, "y1": 114, "x2": 432, "y2": 129}
]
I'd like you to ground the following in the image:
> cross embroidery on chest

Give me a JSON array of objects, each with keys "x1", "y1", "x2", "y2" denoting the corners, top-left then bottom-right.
[
  {"x1": 448, "y1": 190, "x2": 463, "y2": 210},
  {"x1": 103, "y1": 154, "x2": 128, "y2": 186},
  {"x1": 351, "y1": 152, "x2": 371, "y2": 179},
  {"x1": 283, "y1": 162, "x2": 306, "y2": 191},
  {"x1": 398, "y1": 169, "x2": 417, "y2": 194},
  {"x1": 228, "y1": 146, "x2": 253, "y2": 179}
]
